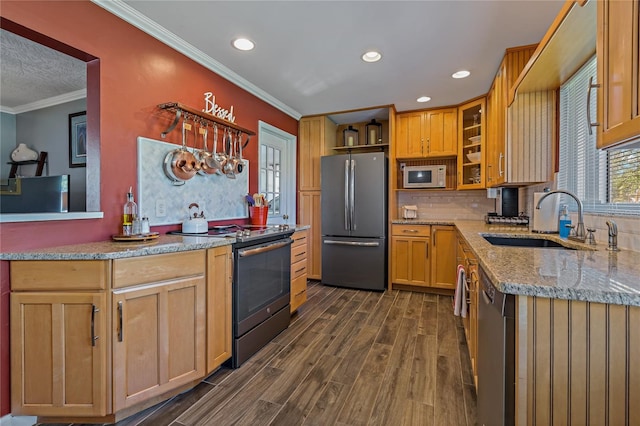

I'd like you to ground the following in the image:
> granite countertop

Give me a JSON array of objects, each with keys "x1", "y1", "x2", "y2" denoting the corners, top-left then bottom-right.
[
  {"x1": 0, "y1": 225, "x2": 310, "y2": 261},
  {"x1": 453, "y1": 220, "x2": 640, "y2": 306}
]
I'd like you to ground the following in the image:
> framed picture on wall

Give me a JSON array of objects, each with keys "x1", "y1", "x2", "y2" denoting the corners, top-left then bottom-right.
[{"x1": 69, "y1": 111, "x2": 87, "y2": 168}]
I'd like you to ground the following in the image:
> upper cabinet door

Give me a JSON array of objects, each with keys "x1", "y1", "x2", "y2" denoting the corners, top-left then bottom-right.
[
  {"x1": 298, "y1": 116, "x2": 336, "y2": 191},
  {"x1": 426, "y1": 108, "x2": 458, "y2": 157},
  {"x1": 396, "y1": 112, "x2": 425, "y2": 158},
  {"x1": 597, "y1": 0, "x2": 640, "y2": 149}
]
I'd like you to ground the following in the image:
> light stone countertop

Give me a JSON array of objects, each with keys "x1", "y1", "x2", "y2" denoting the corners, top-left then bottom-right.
[
  {"x1": 0, "y1": 225, "x2": 310, "y2": 261},
  {"x1": 451, "y1": 220, "x2": 640, "y2": 306}
]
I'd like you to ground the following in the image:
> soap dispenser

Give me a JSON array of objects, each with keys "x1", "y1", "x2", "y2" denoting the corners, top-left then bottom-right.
[{"x1": 558, "y1": 204, "x2": 571, "y2": 239}]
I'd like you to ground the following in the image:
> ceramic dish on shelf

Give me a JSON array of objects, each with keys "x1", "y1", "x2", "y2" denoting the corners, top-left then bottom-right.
[
  {"x1": 468, "y1": 135, "x2": 481, "y2": 143},
  {"x1": 466, "y1": 152, "x2": 481, "y2": 163}
]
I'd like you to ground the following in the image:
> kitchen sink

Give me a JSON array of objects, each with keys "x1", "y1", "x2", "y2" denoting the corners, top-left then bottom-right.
[{"x1": 483, "y1": 235, "x2": 575, "y2": 249}]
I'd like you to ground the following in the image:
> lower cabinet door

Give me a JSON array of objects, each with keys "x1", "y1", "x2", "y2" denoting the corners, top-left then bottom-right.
[
  {"x1": 11, "y1": 292, "x2": 107, "y2": 417},
  {"x1": 206, "y1": 246, "x2": 233, "y2": 374},
  {"x1": 430, "y1": 225, "x2": 457, "y2": 290},
  {"x1": 112, "y1": 277, "x2": 206, "y2": 411},
  {"x1": 391, "y1": 236, "x2": 430, "y2": 286}
]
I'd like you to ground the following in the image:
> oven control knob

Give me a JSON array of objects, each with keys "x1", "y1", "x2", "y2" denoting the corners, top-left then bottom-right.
[
  {"x1": 267, "y1": 307, "x2": 271, "y2": 314},
  {"x1": 236, "y1": 230, "x2": 244, "y2": 238},
  {"x1": 243, "y1": 230, "x2": 251, "y2": 237}
]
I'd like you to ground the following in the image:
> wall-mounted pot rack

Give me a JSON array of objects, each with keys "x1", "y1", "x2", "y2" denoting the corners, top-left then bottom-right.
[{"x1": 158, "y1": 102, "x2": 256, "y2": 138}]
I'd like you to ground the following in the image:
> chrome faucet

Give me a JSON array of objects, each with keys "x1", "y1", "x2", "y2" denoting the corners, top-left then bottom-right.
[
  {"x1": 536, "y1": 189, "x2": 586, "y2": 243},
  {"x1": 606, "y1": 220, "x2": 619, "y2": 251}
]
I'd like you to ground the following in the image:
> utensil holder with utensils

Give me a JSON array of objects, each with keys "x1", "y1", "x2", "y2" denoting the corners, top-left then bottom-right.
[{"x1": 249, "y1": 206, "x2": 268, "y2": 225}]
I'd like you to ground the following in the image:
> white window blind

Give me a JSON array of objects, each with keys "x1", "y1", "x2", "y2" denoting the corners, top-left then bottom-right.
[{"x1": 558, "y1": 56, "x2": 640, "y2": 216}]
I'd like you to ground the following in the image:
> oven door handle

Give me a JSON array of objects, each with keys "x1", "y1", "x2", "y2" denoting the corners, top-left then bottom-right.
[
  {"x1": 323, "y1": 240, "x2": 380, "y2": 247},
  {"x1": 238, "y1": 239, "x2": 292, "y2": 257}
]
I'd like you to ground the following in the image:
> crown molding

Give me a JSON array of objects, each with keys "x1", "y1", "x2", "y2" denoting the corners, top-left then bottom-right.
[
  {"x1": 0, "y1": 89, "x2": 87, "y2": 114},
  {"x1": 91, "y1": 0, "x2": 301, "y2": 120}
]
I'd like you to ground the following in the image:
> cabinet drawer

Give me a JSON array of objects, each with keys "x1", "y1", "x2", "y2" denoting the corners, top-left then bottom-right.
[
  {"x1": 291, "y1": 243, "x2": 307, "y2": 264},
  {"x1": 291, "y1": 230, "x2": 308, "y2": 248},
  {"x1": 290, "y1": 274, "x2": 307, "y2": 312},
  {"x1": 291, "y1": 258, "x2": 307, "y2": 280},
  {"x1": 113, "y1": 250, "x2": 206, "y2": 288},
  {"x1": 391, "y1": 224, "x2": 431, "y2": 237},
  {"x1": 10, "y1": 260, "x2": 109, "y2": 291}
]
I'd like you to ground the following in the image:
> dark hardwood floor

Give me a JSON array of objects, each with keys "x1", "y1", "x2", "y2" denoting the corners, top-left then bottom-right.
[{"x1": 54, "y1": 282, "x2": 476, "y2": 426}]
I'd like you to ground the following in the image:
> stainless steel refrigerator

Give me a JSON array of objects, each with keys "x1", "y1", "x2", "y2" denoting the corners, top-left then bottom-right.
[{"x1": 321, "y1": 152, "x2": 387, "y2": 291}]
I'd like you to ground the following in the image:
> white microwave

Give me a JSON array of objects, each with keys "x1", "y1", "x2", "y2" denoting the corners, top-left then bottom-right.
[{"x1": 403, "y1": 165, "x2": 447, "y2": 188}]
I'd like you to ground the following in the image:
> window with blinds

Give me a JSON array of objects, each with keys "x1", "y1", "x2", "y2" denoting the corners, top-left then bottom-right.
[{"x1": 558, "y1": 56, "x2": 640, "y2": 215}]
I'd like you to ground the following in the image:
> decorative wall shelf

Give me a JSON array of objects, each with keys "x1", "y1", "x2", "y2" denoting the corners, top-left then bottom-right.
[
  {"x1": 158, "y1": 102, "x2": 256, "y2": 138},
  {"x1": 7, "y1": 151, "x2": 48, "y2": 178}
]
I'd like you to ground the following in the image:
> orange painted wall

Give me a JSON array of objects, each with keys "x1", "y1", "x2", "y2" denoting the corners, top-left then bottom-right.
[{"x1": 0, "y1": 0, "x2": 298, "y2": 416}]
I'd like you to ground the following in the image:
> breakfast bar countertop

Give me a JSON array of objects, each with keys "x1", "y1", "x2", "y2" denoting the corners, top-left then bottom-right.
[{"x1": 451, "y1": 220, "x2": 640, "y2": 307}]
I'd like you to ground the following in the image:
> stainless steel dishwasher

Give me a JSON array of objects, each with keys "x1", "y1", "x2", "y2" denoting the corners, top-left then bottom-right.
[{"x1": 477, "y1": 267, "x2": 515, "y2": 426}]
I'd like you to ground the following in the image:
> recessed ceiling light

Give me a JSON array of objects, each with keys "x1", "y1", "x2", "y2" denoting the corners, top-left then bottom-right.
[
  {"x1": 362, "y1": 50, "x2": 382, "y2": 63},
  {"x1": 417, "y1": 96, "x2": 431, "y2": 103},
  {"x1": 452, "y1": 70, "x2": 471, "y2": 79},
  {"x1": 232, "y1": 38, "x2": 255, "y2": 51}
]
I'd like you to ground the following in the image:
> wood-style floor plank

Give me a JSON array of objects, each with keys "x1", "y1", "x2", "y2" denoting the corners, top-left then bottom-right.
[{"x1": 54, "y1": 282, "x2": 476, "y2": 426}]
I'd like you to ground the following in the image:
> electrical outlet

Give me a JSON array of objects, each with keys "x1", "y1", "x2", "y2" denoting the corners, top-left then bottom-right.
[{"x1": 155, "y1": 199, "x2": 166, "y2": 217}]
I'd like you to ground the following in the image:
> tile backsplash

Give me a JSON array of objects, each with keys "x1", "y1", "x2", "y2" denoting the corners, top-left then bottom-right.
[
  {"x1": 137, "y1": 137, "x2": 249, "y2": 226},
  {"x1": 397, "y1": 185, "x2": 639, "y2": 252},
  {"x1": 522, "y1": 182, "x2": 640, "y2": 252},
  {"x1": 397, "y1": 190, "x2": 494, "y2": 221}
]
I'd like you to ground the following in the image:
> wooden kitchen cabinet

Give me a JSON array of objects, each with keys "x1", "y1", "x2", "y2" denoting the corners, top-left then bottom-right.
[
  {"x1": 299, "y1": 191, "x2": 321, "y2": 280},
  {"x1": 486, "y1": 45, "x2": 536, "y2": 187},
  {"x1": 457, "y1": 234, "x2": 478, "y2": 390},
  {"x1": 11, "y1": 292, "x2": 107, "y2": 417},
  {"x1": 290, "y1": 229, "x2": 309, "y2": 313},
  {"x1": 112, "y1": 252, "x2": 206, "y2": 411},
  {"x1": 457, "y1": 98, "x2": 486, "y2": 189},
  {"x1": 206, "y1": 245, "x2": 232, "y2": 373},
  {"x1": 390, "y1": 225, "x2": 431, "y2": 288},
  {"x1": 396, "y1": 108, "x2": 457, "y2": 159},
  {"x1": 298, "y1": 116, "x2": 336, "y2": 191},
  {"x1": 430, "y1": 225, "x2": 457, "y2": 290},
  {"x1": 391, "y1": 224, "x2": 457, "y2": 291},
  {"x1": 298, "y1": 115, "x2": 335, "y2": 281},
  {"x1": 9, "y1": 248, "x2": 230, "y2": 422},
  {"x1": 596, "y1": 0, "x2": 640, "y2": 149},
  {"x1": 10, "y1": 260, "x2": 110, "y2": 417}
]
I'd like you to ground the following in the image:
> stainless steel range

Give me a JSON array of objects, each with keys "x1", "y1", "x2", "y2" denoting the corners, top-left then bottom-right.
[{"x1": 169, "y1": 224, "x2": 294, "y2": 367}]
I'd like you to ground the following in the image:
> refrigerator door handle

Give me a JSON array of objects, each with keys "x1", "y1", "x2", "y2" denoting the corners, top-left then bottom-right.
[
  {"x1": 344, "y1": 159, "x2": 350, "y2": 231},
  {"x1": 323, "y1": 240, "x2": 380, "y2": 247},
  {"x1": 350, "y1": 159, "x2": 356, "y2": 231}
]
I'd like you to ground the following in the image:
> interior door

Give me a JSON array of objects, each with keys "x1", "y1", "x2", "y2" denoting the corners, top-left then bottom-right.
[{"x1": 258, "y1": 121, "x2": 296, "y2": 225}]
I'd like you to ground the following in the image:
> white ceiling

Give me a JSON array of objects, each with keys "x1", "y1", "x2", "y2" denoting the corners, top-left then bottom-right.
[
  {"x1": 0, "y1": 29, "x2": 86, "y2": 113},
  {"x1": 1, "y1": 1, "x2": 564, "y2": 121}
]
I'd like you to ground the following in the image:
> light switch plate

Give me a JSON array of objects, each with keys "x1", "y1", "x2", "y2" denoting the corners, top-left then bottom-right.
[{"x1": 155, "y1": 199, "x2": 166, "y2": 217}]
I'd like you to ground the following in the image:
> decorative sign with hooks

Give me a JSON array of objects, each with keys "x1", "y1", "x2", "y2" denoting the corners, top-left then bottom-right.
[
  {"x1": 157, "y1": 102, "x2": 255, "y2": 138},
  {"x1": 203, "y1": 92, "x2": 236, "y2": 123}
]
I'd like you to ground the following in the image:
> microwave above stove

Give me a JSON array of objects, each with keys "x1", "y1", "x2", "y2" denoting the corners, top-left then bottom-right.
[{"x1": 403, "y1": 165, "x2": 447, "y2": 188}]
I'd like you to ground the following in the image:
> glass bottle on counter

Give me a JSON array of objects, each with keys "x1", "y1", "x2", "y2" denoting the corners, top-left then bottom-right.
[{"x1": 122, "y1": 187, "x2": 138, "y2": 235}]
